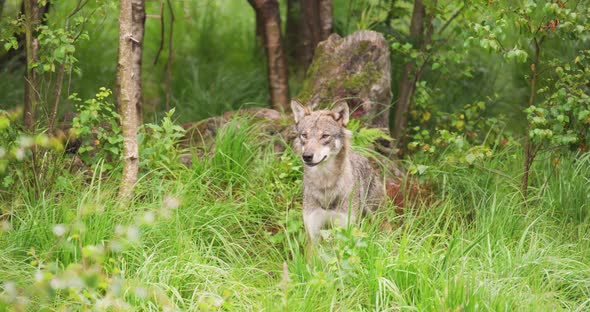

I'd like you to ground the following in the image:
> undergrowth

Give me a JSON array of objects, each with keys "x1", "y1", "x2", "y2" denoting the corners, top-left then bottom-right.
[{"x1": 1, "y1": 119, "x2": 589, "y2": 311}]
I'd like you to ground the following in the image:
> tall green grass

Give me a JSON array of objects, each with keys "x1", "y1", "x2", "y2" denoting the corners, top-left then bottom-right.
[{"x1": 1, "y1": 119, "x2": 589, "y2": 310}]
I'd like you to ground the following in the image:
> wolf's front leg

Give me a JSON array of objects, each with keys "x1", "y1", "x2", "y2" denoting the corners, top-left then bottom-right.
[
  {"x1": 303, "y1": 208, "x2": 327, "y2": 244},
  {"x1": 330, "y1": 209, "x2": 355, "y2": 229},
  {"x1": 303, "y1": 208, "x2": 327, "y2": 263}
]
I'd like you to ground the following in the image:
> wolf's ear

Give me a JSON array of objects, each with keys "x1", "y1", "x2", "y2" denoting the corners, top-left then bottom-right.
[
  {"x1": 331, "y1": 101, "x2": 350, "y2": 126},
  {"x1": 291, "y1": 100, "x2": 309, "y2": 123}
]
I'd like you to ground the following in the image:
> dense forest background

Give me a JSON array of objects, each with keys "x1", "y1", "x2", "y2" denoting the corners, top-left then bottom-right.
[
  {"x1": 2, "y1": 0, "x2": 577, "y2": 124},
  {"x1": 1, "y1": 0, "x2": 590, "y2": 310}
]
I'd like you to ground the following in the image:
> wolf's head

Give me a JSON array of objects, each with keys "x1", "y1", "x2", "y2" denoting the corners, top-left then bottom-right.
[{"x1": 291, "y1": 100, "x2": 351, "y2": 167}]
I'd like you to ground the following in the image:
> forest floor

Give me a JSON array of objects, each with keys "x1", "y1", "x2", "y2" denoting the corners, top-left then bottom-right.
[{"x1": 1, "y1": 118, "x2": 589, "y2": 311}]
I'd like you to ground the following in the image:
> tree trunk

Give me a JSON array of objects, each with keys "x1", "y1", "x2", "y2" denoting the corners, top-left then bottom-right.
[
  {"x1": 248, "y1": 0, "x2": 290, "y2": 111},
  {"x1": 23, "y1": 0, "x2": 41, "y2": 131},
  {"x1": 0, "y1": 0, "x2": 6, "y2": 18},
  {"x1": 298, "y1": 0, "x2": 332, "y2": 71},
  {"x1": 254, "y1": 6, "x2": 266, "y2": 47},
  {"x1": 286, "y1": 0, "x2": 299, "y2": 61},
  {"x1": 297, "y1": 0, "x2": 315, "y2": 71},
  {"x1": 318, "y1": 0, "x2": 332, "y2": 40},
  {"x1": 117, "y1": 0, "x2": 145, "y2": 200},
  {"x1": 0, "y1": 1, "x2": 50, "y2": 68},
  {"x1": 392, "y1": 0, "x2": 426, "y2": 143}
]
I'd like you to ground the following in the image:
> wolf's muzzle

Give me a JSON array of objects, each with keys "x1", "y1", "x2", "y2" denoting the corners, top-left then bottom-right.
[{"x1": 303, "y1": 155, "x2": 327, "y2": 167}]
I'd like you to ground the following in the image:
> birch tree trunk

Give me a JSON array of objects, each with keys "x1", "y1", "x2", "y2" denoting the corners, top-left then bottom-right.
[
  {"x1": 117, "y1": 0, "x2": 145, "y2": 200},
  {"x1": 248, "y1": 0, "x2": 289, "y2": 111}
]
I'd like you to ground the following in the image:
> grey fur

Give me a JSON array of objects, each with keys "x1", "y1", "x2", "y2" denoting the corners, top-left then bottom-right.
[{"x1": 291, "y1": 100, "x2": 385, "y2": 242}]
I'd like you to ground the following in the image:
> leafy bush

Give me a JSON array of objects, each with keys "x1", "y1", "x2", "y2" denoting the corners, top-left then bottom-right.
[
  {"x1": 527, "y1": 53, "x2": 590, "y2": 151},
  {"x1": 408, "y1": 94, "x2": 510, "y2": 165},
  {"x1": 71, "y1": 88, "x2": 123, "y2": 170},
  {"x1": 139, "y1": 109, "x2": 188, "y2": 176}
]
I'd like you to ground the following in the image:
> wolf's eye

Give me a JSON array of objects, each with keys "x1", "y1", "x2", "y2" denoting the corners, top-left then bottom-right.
[
  {"x1": 300, "y1": 133, "x2": 308, "y2": 139},
  {"x1": 321, "y1": 134, "x2": 330, "y2": 139}
]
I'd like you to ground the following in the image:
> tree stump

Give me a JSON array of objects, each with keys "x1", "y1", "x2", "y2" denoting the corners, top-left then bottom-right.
[{"x1": 296, "y1": 30, "x2": 392, "y2": 131}]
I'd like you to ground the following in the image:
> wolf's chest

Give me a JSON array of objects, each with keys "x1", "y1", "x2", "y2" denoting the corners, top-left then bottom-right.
[
  {"x1": 318, "y1": 192, "x2": 342, "y2": 210},
  {"x1": 304, "y1": 160, "x2": 359, "y2": 210},
  {"x1": 307, "y1": 180, "x2": 357, "y2": 211}
]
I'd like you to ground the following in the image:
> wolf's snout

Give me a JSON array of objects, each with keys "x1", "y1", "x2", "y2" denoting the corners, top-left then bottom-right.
[{"x1": 302, "y1": 153, "x2": 314, "y2": 163}]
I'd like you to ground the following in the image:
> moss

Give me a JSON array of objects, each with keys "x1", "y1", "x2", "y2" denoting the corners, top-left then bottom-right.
[
  {"x1": 307, "y1": 43, "x2": 325, "y2": 76},
  {"x1": 297, "y1": 43, "x2": 336, "y2": 103},
  {"x1": 355, "y1": 40, "x2": 371, "y2": 56},
  {"x1": 314, "y1": 79, "x2": 340, "y2": 108},
  {"x1": 341, "y1": 61, "x2": 381, "y2": 92},
  {"x1": 297, "y1": 80, "x2": 314, "y2": 103},
  {"x1": 296, "y1": 39, "x2": 382, "y2": 107}
]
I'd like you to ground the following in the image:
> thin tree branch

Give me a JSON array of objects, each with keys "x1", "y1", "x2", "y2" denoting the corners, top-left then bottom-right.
[
  {"x1": 153, "y1": 0, "x2": 165, "y2": 65},
  {"x1": 521, "y1": 35, "x2": 542, "y2": 202},
  {"x1": 67, "y1": 0, "x2": 88, "y2": 20},
  {"x1": 49, "y1": 63, "x2": 65, "y2": 132},
  {"x1": 49, "y1": 0, "x2": 90, "y2": 132},
  {"x1": 437, "y1": 4, "x2": 464, "y2": 35},
  {"x1": 164, "y1": 0, "x2": 174, "y2": 111}
]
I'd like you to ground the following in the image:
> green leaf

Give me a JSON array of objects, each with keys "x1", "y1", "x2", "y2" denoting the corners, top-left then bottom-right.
[
  {"x1": 0, "y1": 116, "x2": 9, "y2": 130},
  {"x1": 465, "y1": 153, "x2": 476, "y2": 164},
  {"x1": 3, "y1": 175, "x2": 14, "y2": 188},
  {"x1": 54, "y1": 47, "x2": 66, "y2": 61}
]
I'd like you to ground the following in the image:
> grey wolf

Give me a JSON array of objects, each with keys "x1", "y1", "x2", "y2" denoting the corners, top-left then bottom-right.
[{"x1": 291, "y1": 100, "x2": 385, "y2": 243}]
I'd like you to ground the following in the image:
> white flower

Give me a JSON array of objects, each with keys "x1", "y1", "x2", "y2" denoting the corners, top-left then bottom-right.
[
  {"x1": 18, "y1": 136, "x2": 33, "y2": 147},
  {"x1": 1, "y1": 221, "x2": 12, "y2": 232},
  {"x1": 50, "y1": 277, "x2": 65, "y2": 289},
  {"x1": 164, "y1": 197, "x2": 180, "y2": 209},
  {"x1": 52, "y1": 224, "x2": 66, "y2": 237},
  {"x1": 142, "y1": 211, "x2": 155, "y2": 224},
  {"x1": 126, "y1": 226, "x2": 140, "y2": 242},
  {"x1": 34, "y1": 271, "x2": 43, "y2": 282},
  {"x1": 15, "y1": 148, "x2": 25, "y2": 161},
  {"x1": 134, "y1": 286, "x2": 148, "y2": 299}
]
